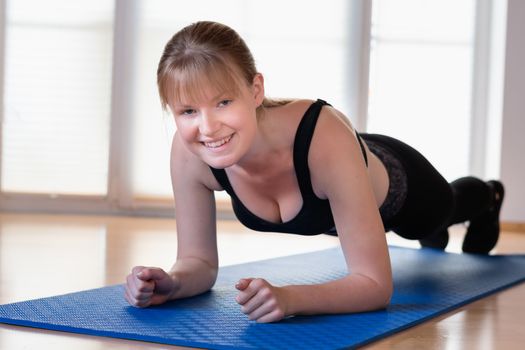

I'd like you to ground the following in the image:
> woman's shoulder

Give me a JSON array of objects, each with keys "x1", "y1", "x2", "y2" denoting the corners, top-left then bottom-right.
[
  {"x1": 265, "y1": 98, "x2": 314, "y2": 117},
  {"x1": 264, "y1": 98, "x2": 324, "y2": 129},
  {"x1": 309, "y1": 102, "x2": 359, "y2": 162},
  {"x1": 273, "y1": 99, "x2": 352, "y2": 125},
  {"x1": 263, "y1": 98, "x2": 354, "y2": 143}
]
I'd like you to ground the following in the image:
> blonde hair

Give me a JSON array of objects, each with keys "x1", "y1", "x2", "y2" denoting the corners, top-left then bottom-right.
[{"x1": 157, "y1": 21, "x2": 291, "y2": 112}]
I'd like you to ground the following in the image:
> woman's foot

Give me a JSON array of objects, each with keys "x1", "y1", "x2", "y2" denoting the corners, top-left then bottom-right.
[
  {"x1": 420, "y1": 229, "x2": 449, "y2": 250},
  {"x1": 462, "y1": 180, "x2": 505, "y2": 254}
]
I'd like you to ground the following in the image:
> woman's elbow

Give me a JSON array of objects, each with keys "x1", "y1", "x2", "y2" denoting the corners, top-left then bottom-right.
[
  {"x1": 379, "y1": 290, "x2": 393, "y2": 309},
  {"x1": 364, "y1": 275, "x2": 393, "y2": 310},
  {"x1": 376, "y1": 281, "x2": 393, "y2": 309}
]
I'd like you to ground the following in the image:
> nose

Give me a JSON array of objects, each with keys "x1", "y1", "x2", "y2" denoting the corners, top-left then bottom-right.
[{"x1": 199, "y1": 111, "x2": 220, "y2": 136}]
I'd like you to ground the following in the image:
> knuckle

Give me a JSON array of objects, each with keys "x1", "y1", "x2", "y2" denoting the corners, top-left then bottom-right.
[
  {"x1": 252, "y1": 278, "x2": 265, "y2": 288},
  {"x1": 132, "y1": 266, "x2": 144, "y2": 274},
  {"x1": 136, "y1": 291, "x2": 153, "y2": 300},
  {"x1": 260, "y1": 288, "x2": 272, "y2": 298},
  {"x1": 134, "y1": 299, "x2": 150, "y2": 308},
  {"x1": 137, "y1": 283, "x2": 150, "y2": 293},
  {"x1": 267, "y1": 298, "x2": 277, "y2": 308},
  {"x1": 129, "y1": 298, "x2": 141, "y2": 307},
  {"x1": 275, "y1": 309, "x2": 285, "y2": 320},
  {"x1": 257, "y1": 316, "x2": 271, "y2": 323}
]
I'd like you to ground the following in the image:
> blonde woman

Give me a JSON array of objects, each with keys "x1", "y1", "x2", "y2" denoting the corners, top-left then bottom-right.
[{"x1": 124, "y1": 21, "x2": 504, "y2": 323}]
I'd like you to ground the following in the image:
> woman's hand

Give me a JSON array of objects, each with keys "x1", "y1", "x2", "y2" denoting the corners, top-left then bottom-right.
[
  {"x1": 124, "y1": 266, "x2": 179, "y2": 307},
  {"x1": 235, "y1": 278, "x2": 289, "y2": 323}
]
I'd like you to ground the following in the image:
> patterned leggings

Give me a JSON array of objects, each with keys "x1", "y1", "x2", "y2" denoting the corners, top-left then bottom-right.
[{"x1": 361, "y1": 134, "x2": 493, "y2": 240}]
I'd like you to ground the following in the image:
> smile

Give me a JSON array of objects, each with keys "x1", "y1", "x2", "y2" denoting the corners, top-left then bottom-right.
[{"x1": 203, "y1": 134, "x2": 233, "y2": 149}]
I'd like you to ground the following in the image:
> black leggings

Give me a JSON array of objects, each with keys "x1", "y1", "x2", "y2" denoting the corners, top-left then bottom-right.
[{"x1": 361, "y1": 134, "x2": 493, "y2": 240}]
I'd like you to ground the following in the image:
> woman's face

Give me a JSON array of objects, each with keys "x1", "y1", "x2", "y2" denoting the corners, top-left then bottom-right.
[{"x1": 170, "y1": 73, "x2": 264, "y2": 169}]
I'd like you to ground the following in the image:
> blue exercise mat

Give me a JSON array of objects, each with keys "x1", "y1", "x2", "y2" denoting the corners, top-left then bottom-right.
[{"x1": 1, "y1": 246, "x2": 525, "y2": 349}]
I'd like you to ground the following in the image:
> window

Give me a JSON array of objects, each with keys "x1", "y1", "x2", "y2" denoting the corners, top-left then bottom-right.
[
  {"x1": 367, "y1": 0, "x2": 476, "y2": 181},
  {"x1": 1, "y1": 0, "x2": 114, "y2": 195}
]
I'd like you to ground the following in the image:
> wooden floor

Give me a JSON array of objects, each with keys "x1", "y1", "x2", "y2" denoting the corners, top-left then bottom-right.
[{"x1": 0, "y1": 213, "x2": 524, "y2": 349}]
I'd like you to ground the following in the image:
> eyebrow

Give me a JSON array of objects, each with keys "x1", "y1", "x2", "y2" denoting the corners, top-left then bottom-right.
[{"x1": 174, "y1": 92, "x2": 229, "y2": 109}]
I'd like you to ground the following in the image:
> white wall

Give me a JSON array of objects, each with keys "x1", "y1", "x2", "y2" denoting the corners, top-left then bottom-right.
[{"x1": 500, "y1": 0, "x2": 525, "y2": 222}]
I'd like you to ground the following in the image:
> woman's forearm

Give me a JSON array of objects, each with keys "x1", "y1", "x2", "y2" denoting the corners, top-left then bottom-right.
[
  {"x1": 282, "y1": 273, "x2": 392, "y2": 316},
  {"x1": 168, "y1": 256, "x2": 218, "y2": 300}
]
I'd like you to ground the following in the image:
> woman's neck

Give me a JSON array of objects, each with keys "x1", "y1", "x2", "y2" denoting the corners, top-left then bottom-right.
[{"x1": 230, "y1": 106, "x2": 289, "y2": 175}]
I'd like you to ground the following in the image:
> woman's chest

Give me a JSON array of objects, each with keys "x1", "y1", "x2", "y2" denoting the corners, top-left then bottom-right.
[{"x1": 227, "y1": 162, "x2": 303, "y2": 224}]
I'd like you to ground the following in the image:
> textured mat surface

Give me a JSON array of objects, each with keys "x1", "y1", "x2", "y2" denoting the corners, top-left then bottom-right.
[{"x1": 1, "y1": 246, "x2": 525, "y2": 349}]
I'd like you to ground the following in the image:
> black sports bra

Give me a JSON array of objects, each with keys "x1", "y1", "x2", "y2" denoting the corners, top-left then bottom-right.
[{"x1": 209, "y1": 99, "x2": 368, "y2": 235}]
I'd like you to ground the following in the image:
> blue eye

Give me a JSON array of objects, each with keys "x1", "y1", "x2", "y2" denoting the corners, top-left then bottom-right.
[
  {"x1": 218, "y1": 99, "x2": 232, "y2": 107},
  {"x1": 181, "y1": 109, "x2": 196, "y2": 116}
]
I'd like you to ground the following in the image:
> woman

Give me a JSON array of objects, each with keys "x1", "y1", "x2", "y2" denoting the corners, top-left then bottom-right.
[{"x1": 124, "y1": 21, "x2": 504, "y2": 323}]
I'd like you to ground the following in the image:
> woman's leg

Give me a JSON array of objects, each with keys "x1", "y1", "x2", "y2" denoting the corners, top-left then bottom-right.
[
  {"x1": 362, "y1": 134, "x2": 504, "y2": 253},
  {"x1": 361, "y1": 134, "x2": 454, "y2": 245}
]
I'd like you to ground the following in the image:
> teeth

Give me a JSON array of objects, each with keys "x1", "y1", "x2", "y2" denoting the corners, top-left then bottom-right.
[{"x1": 204, "y1": 135, "x2": 232, "y2": 148}]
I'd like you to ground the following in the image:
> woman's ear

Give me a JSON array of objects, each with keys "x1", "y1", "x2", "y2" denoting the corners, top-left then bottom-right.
[{"x1": 252, "y1": 73, "x2": 265, "y2": 106}]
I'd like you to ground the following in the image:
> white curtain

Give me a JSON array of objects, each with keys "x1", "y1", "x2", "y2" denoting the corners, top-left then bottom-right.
[
  {"x1": 367, "y1": 0, "x2": 476, "y2": 181},
  {"x1": 1, "y1": 0, "x2": 114, "y2": 195}
]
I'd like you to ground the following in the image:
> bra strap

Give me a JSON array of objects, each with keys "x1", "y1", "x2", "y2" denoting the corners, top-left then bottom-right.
[{"x1": 293, "y1": 99, "x2": 330, "y2": 198}]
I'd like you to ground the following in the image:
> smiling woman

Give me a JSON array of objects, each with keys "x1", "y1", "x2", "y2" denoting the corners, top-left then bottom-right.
[{"x1": 121, "y1": 20, "x2": 506, "y2": 325}]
